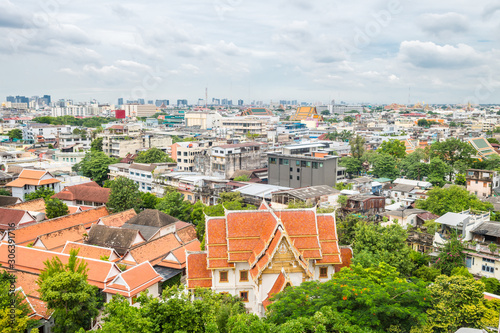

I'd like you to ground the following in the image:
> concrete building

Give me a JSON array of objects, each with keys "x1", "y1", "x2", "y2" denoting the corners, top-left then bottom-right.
[
  {"x1": 184, "y1": 111, "x2": 223, "y2": 129},
  {"x1": 219, "y1": 117, "x2": 267, "y2": 137},
  {"x1": 466, "y1": 169, "x2": 500, "y2": 198},
  {"x1": 194, "y1": 142, "x2": 268, "y2": 179},
  {"x1": 171, "y1": 141, "x2": 212, "y2": 172},
  {"x1": 23, "y1": 124, "x2": 76, "y2": 144},
  {"x1": 52, "y1": 104, "x2": 101, "y2": 117},
  {"x1": 124, "y1": 104, "x2": 157, "y2": 117},
  {"x1": 6, "y1": 169, "x2": 62, "y2": 200},
  {"x1": 58, "y1": 132, "x2": 92, "y2": 150},
  {"x1": 267, "y1": 152, "x2": 340, "y2": 188}
]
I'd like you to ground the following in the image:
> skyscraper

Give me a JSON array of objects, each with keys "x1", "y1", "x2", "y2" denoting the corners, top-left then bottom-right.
[{"x1": 118, "y1": 98, "x2": 123, "y2": 105}]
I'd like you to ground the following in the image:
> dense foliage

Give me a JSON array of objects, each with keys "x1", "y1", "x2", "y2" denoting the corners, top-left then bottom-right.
[
  {"x1": 25, "y1": 187, "x2": 55, "y2": 201},
  {"x1": 107, "y1": 177, "x2": 143, "y2": 213},
  {"x1": 416, "y1": 185, "x2": 493, "y2": 215},
  {"x1": 33, "y1": 116, "x2": 115, "y2": 128},
  {"x1": 45, "y1": 198, "x2": 70, "y2": 219},
  {"x1": 135, "y1": 148, "x2": 175, "y2": 164},
  {"x1": 73, "y1": 151, "x2": 118, "y2": 185}
]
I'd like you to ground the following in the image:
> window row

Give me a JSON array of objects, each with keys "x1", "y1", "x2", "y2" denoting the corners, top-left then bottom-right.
[{"x1": 219, "y1": 270, "x2": 248, "y2": 283}]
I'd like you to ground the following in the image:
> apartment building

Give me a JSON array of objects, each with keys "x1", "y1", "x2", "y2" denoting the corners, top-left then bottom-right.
[
  {"x1": 58, "y1": 132, "x2": 92, "y2": 150},
  {"x1": 194, "y1": 142, "x2": 268, "y2": 179},
  {"x1": 466, "y1": 169, "x2": 500, "y2": 198},
  {"x1": 184, "y1": 111, "x2": 223, "y2": 129},
  {"x1": 171, "y1": 141, "x2": 212, "y2": 172},
  {"x1": 124, "y1": 104, "x2": 157, "y2": 117},
  {"x1": 219, "y1": 117, "x2": 267, "y2": 137},
  {"x1": 103, "y1": 136, "x2": 143, "y2": 158},
  {"x1": 267, "y1": 152, "x2": 340, "y2": 188},
  {"x1": 22, "y1": 124, "x2": 76, "y2": 144}
]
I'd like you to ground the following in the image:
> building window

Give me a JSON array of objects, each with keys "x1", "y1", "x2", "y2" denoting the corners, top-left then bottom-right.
[
  {"x1": 312, "y1": 162, "x2": 318, "y2": 169},
  {"x1": 297, "y1": 176, "x2": 300, "y2": 181},
  {"x1": 270, "y1": 158, "x2": 277, "y2": 164},
  {"x1": 483, "y1": 258, "x2": 495, "y2": 263},
  {"x1": 301, "y1": 161, "x2": 307, "y2": 167},
  {"x1": 290, "y1": 167, "x2": 293, "y2": 172},
  {"x1": 319, "y1": 267, "x2": 328, "y2": 278},
  {"x1": 296, "y1": 160, "x2": 300, "y2": 166},
  {"x1": 239, "y1": 291, "x2": 249, "y2": 302},
  {"x1": 187, "y1": 195, "x2": 192, "y2": 201},
  {"x1": 131, "y1": 295, "x2": 138, "y2": 305},
  {"x1": 297, "y1": 168, "x2": 300, "y2": 172},
  {"x1": 240, "y1": 270, "x2": 248, "y2": 282},
  {"x1": 484, "y1": 182, "x2": 487, "y2": 188},
  {"x1": 482, "y1": 265, "x2": 495, "y2": 273},
  {"x1": 219, "y1": 271, "x2": 228, "y2": 282},
  {"x1": 290, "y1": 175, "x2": 293, "y2": 180}
]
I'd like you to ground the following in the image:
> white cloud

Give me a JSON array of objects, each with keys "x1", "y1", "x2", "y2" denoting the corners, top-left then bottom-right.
[{"x1": 418, "y1": 12, "x2": 469, "y2": 35}]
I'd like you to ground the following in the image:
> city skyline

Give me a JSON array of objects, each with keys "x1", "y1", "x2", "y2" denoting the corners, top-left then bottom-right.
[{"x1": 0, "y1": 0, "x2": 499, "y2": 105}]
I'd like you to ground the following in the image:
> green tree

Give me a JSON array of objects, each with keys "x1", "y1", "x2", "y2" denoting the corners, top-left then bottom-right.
[
  {"x1": 107, "y1": 177, "x2": 143, "y2": 213},
  {"x1": 218, "y1": 191, "x2": 244, "y2": 204},
  {"x1": 267, "y1": 263, "x2": 430, "y2": 332},
  {"x1": 430, "y1": 138, "x2": 475, "y2": 180},
  {"x1": 7, "y1": 128, "x2": 22, "y2": 140},
  {"x1": 455, "y1": 173, "x2": 466, "y2": 185},
  {"x1": 140, "y1": 192, "x2": 160, "y2": 210},
  {"x1": 0, "y1": 189, "x2": 10, "y2": 196},
  {"x1": 99, "y1": 286, "x2": 245, "y2": 333},
  {"x1": 416, "y1": 185, "x2": 493, "y2": 216},
  {"x1": 487, "y1": 138, "x2": 500, "y2": 144},
  {"x1": 190, "y1": 201, "x2": 206, "y2": 239},
  {"x1": 0, "y1": 269, "x2": 35, "y2": 332},
  {"x1": 155, "y1": 190, "x2": 192, "y2": 221},
  {"x1": 37, "y1": 249, "x2": 99, "y2": 333},
  {"x1": 91, "y1": 137, "x2": 103, "y2": 152},
  {"x1": 427, "y1": 157, "x2": 451, "y2": 187},
  {"x1": 135, "y1": 148, "x2": 175, "y2": 164},
  {"x1": 45, "y1": 198, "x2": 70, "y2": 219},
  {"x1": 349, "y1": 135, "x2": 365, "y2": 159},
  {"x1": 344, "y1": 116, "x2": 355, "y2": 123},
  {"x1": 398, "y1": 149, "x2": 429, "y2": 180},
  {"x1": 434, "y1": 234, "x2": 465, "y2": 276},
  {"x1": 483, "y1": 154, "x2": 500, "y2": 171},
  {"x1": 353, "y1": 223, "x2": 414, "y2": 276},
  {"x1": 480, "y1": 277, "x2": 500, "y2": 295},
  {"x1": 334, "y1": 182, "x2": 353, "y2": 191},
  {"x1": 339, "y1": 156, "x2": 362, "y2": 177},
  {"x1": 425, "y1": 275, "x2": 488, "y2": 332},
  {"x1": 337, "y1": 213, "x2": 364, "y2": 245},
  {"x1": 25, "y1": 187, "x2": 55, "y2": 201},
  {"x1": 73, "y1": 151, "x2": 118, "y2": 185},
  {"x1": 372, "y1": 153, "x2": 399, "y2": 179},
  {"x1": 320, "y1": 110, "x2": 330, "y2": 115},
  {"x1": 378, "y1": 139, "x2": 406, "y2": 159}
]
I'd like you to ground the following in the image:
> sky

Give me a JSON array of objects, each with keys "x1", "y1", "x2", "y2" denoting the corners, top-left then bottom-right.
[{"x1": 0, "y1": 0, "x2": 499, "y2": 105}]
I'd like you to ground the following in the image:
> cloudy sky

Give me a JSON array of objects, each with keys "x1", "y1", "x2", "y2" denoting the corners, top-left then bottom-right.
[{"x1": 0, "y1": 0, "x2": 499, "y2": 105}]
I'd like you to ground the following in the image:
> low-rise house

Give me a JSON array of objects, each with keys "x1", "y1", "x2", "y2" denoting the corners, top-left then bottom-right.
[
  {"x1": 86, "y1": 225, "x2": 146, "y2": 255},
  {"x1": 464, "y1": 221, "x2": 500, "y2": 279},
  {"x1": 186, "y1": 203, "x2": 351, "y2": 316},
  {"x1": 5, "y1": 198, "x2": 46, "y2": 221},
  {"x1": 5, "y1": 169, "x2": 61, "y2": 200},
  {"x1": 433, "y1": 210, "x2": 491, "y2": 247},
  {"x1": 466, "y1": 169, "x2": 500, "y2": 198},
  {"x1": 380, "y1": 208, "x2": 428, "y2": 229},
  {"x1": 344, "y1": 195, "x2": 385, "y2": 215},
  {"x1": 32, "y1": 224, "x2": 86, "y2": 251},
  {"x1": 51, "y1": 181, "x2": 110, "y2": 206},
  {"x1": 0, "y1": 207, "x2": 36, "y2": 231},
  {"x1": 0, "y1": 195, "x2": 21, "y2": 206},
  {"x1": 345, "y1": 177, "x2": 373, "y2": 194},
  {"x1": 271, "y1": 185, "x2": 340, "y2": 209}
]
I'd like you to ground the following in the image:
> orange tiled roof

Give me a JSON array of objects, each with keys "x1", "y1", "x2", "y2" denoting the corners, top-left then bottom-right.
[
  {"x1": 0, "y1": 244, "x2": 121, "y2": 289},
  {"x1": 162, "y1": 239, "x2": 202, "y2": 269},
  {"x1": 6, "y1": 170, "x2": 60, "y2": 187},
  {"x1": 103, "y1": 262, "x2": 162, "y2": 298},
  {"x1": 1, "y1": 206, "x2": 109, "y2": 245},
  {"x1": 98, "y1": 209, "x2": 137, "y2": 228},
  {"x1": 334, "y1": 247, "x2": 353, "y2": 271},
  {"x1": 186, "y1": 252, "x2": 212, "y2": 289},
  {"x1": 33, "y1": 224, "x2": 86, "y2": 251},
  {"x1": 262, "y1": 272, "x2": 286, "y2": 309},
  {"x1": 61, "y1": 242, "x2": 121, "y2": 262},
  {"x1": 124, "y1": 233, "x2": 182, "y2": 266},
  {"x1": 279, "y1": 210, "x2": 321, "y2": 259},
  {"x1": 316, "y1": 214, "x2": 341, "y2": 264},
  {"x1": 0, "y1": 208, "x2": 36, "y2": 230},
  {"x1": 52, "y1": 182, "x2": 111, "y2": 204},
  {"x1": 176, "y1": 223, "x2": 197, "y2": 243},
  {"x1": 5, "y1": 198, "x2": 46, "y2": 213},
  {"x1": 289, "y1": 106, "x2": 323, "y2": 122},
  {"x1": 206, "y1": 217, "x2": 233, "y2": 269}
]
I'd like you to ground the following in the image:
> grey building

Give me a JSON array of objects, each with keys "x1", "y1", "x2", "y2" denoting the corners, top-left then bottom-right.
[{"x1": 267, "y1": 153, "x2": 339, "y2": 188}]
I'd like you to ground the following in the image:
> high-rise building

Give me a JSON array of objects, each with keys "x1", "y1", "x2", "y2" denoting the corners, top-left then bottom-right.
[
  {"x1": 238, "y1": 99, "x2": 244, "y2": 106},
  {"x1": 177, "y1": 99, "x2": 188, "y2": 107},
  {"x1": 6, "y1": 96, "x2": 14, "y2": 103},
  {"x1": 118, "y1": 98, "x2": 124, "y2": 106},
  {"x1": 137, "y1": 99, "x2": 145, "y2": 105}
]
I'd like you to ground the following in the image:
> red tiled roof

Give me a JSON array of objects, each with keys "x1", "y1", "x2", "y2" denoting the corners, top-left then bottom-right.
[
  {"x1": 5, "y1": 198, "x2": 46, "y2": 213},
  {"x1": 34, "y1": 224, "x2": 86, "y2": 251},
  {"x1": 125, "y1": 233, "x2": 182, "y2": 266},
  {"x1": 52, "y1": 182, "x2": 110, "y2": 204},
  {"x1": 279, "y1": 210, "x2": 321, "y2": 259},
  {"x1": 62, "y1": 242, "x2": 120, "y2": 261},
  {"x1": 316, "y1": 214, "x2": 341, "y2": 264},
  {"x1": 103, "y1": 262, "x2": 162, "y2": 297},
  {"x1": 2, "y1": 206, "x2": 109, "y2": 245},
  {"x1": 162, "y1": 239, "x2": 202, "y2": 269},
  {"x1": 206, "y1": 218, "x2": 233, "y2": 269},
  {"x1": 0, "y1": 208, "x2": 36, "y2": 230},
  {"x1": 0, "y1": 244, "x2": 121, "y2": 289},
  {"x1": 186, "y1": 252, "x2": 212, "y2": 289},
  {"x1": 98, "y1": 209, "x2": 137, "y2": 228},
  {"x1": 262, "y1": 272, "x2": 286, "y2": 309},
  {"x1": 334, "y1": 247, "x2": 353, "y2": 271}
]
